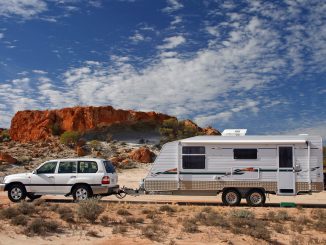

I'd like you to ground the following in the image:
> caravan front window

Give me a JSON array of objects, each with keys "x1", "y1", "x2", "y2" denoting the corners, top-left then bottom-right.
[{"x1": 182, "y1": 146, "x2": 205, "y2": 169}]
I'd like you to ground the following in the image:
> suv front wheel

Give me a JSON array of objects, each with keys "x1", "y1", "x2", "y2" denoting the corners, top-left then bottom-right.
[
  {"x1": 7, "y1": 184, "x2": 27, "y2": 202},
  {"x1": 72, "y1": 185, "x2": 93, "y2": 201}
]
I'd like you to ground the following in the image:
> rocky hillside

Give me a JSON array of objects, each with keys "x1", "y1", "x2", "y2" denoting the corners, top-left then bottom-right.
[
  {"x1": 10, "y1": 106, "x2": 173, "y2": 142},
  {"x1": 9, "y1": 106, "x2": 220, "y2": 143}
]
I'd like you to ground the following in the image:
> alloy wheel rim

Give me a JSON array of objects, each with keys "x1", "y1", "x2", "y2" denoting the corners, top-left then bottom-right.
[
  {"x1": 250, "y1": 193, "x2": 262, "y2": 204},
  {"x1": 226, "y1": 192, "x2": 238, "y2": 204},
  {"x1": 11, "y1": 187, "x2": 22, "y2": 200},
  {"x1": 76, "y1": 188, "x2": 88, "y2": 200}
]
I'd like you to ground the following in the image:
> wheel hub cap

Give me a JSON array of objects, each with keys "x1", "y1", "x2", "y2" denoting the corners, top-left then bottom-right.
[
  {"x1": 11, "y1": 187, "x2": 22, "y2": 200},
  {"x1": 250, "y1": 193, "x2": 262, "y2": 204},
  {"x1": 76, "y1": 188, "x2": 88, "y2": 200},
  {"x1": 226, "y1": 192, "x2": 238, "y2": 204}
]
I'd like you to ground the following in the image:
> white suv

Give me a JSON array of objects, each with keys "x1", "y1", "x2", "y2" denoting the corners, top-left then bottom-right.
[{"x1": 0, "y1": 158, "x2": 119, "y2": 202}]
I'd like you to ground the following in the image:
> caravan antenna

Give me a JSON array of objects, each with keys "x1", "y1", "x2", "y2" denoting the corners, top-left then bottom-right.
[{"x1": 222, "y1": 129, "x2": 247, "y2": 136}]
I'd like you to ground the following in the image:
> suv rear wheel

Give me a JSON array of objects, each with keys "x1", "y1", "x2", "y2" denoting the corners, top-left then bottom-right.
[
  {"x1": 7, "y1": 184, "x2": 27, "y2": 202},
  {"x1": 72, "y1": 185, "x2": 92, "y2": 201}
]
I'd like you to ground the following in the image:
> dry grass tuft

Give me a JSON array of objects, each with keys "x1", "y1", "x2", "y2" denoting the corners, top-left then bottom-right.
[
  {"x1": 117, "y1": 209, "x2": 131, "y2": 216},
  {"x1": 77, "y1": 198, "x2": 104, "y2": 223},
  {"x1": 57, "y1": 206, "x2": 75, "y2": 223},
  {"x1": 159, "y1": 205, "x2": 176, "y2": 213},
  {"x1": 25, "y1": 218, "x2": 60, "y2": 236},
  {"x1": 182, "y1": 218, "x2": 199, "y2": 233},
  {"x1": 11, "y1": 214, "x2": 28, "y2": 226},
  {"x1": 142, "y1": 224, "x2": 168, "y2": 241},
  {"x1": 112, "y1": 225, "x2": 127, "y2": 234}
]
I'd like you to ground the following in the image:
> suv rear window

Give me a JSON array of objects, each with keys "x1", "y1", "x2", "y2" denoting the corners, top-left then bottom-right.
[
  {"x1": 78, "y1": 161, "x2": 98, "y2": 173},
  {"x1": 103, "y1": 161, "x2": 116, "y2": 173}
]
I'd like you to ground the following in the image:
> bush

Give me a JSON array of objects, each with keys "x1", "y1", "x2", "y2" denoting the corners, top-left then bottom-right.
[
  {"x1": 60, "y1": 131, "x2": 80, "y2": 146},
  {"x1": 17, "y1": 201, "x2": 36, "y2": 216},
  {"x1": 229, "y1": 209, "x2": 255, "y2": 219},
  {"x1": 112, "y1": 225, "x2": 127, "y2": 234},
  {"x1": 50, "y1": 123, "x2": 61, "y2": 136},
  {"x1": 86, "y1": 230, "x2": 101, "y2": 238},
  {"x1": 275, "y1": 210, "x2": 290, "y2": 221},
  {"x1": 126, "y1": 217, "x2": 144, "y2": 224},
  {"x1": 25, "y1": 218, "x2": 59, "y2": 236},
  {"x1": 1, "y1": 206, "x2": 19, "y2": 219},
  {"x1": 77, "y1": 198, "x2": 104, "y2": 223},
  {"x1": 11, "y1": 214, "x2": 28, "y2": 226},
  {"x1": 196, "y1": 211, "x2": 229, "y2": 228},
  {"x1": 100, "y1": 215, "x2": 119, "y2": 226},
  {"x1": 88, "y1": 140, "x2": 102, "y2": 150},
  {"x1": 182, "y1": 218, "x2": 199, "y2": 233},
  {"x1": 57, "y1": 206, "x2": 75, "y2": 223},
  {"x1": 117, "y1": 209, "x2": 131, "y2": 216},
  {"x1": 142, "y1": 224, "x2": 167, "y2": 241},
  {"x1": 159, "y1": 205, "x2": 176, "y2": 213}
]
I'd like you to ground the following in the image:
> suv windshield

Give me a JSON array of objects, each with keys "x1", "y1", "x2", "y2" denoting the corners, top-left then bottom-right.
[{"x1": 103, "y1": 161, "x2": 116, "y2": 173}]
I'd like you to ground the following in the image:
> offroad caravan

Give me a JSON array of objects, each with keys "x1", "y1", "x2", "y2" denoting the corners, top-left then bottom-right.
[{"x1": 143, "y1": 132, "x2": 324, "y2": 206}]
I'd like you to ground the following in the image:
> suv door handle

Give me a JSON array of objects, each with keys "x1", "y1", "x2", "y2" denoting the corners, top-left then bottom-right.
[
  {"x1": 48, "y1": 176, "x2": 54, "y2": 179},
  {"x1": 70, "y1": 176, "x2": 76, "y2": 178}
]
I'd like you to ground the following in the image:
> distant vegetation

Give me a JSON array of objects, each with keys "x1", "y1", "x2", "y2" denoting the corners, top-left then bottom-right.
[
  {"x1": 159, "y1": 118, "x2": 204, "y2": 144},
  {"x1": 0, "y1": 129, "x2": 11, "y2": 142},
  {"x1": 60, "y1": 131, "x2": 80, "y2": 147}
]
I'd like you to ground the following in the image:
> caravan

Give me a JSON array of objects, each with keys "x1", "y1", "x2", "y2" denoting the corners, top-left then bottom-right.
[{"x1": 143, "y1": 131, "x2": 324, "y2": 206}]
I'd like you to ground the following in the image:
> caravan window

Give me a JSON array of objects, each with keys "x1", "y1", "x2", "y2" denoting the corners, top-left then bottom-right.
[
  {"x1": 234, "y1": 149, "x2": 257, "y2": 159},
  {"x1": 182, "y1": 146, "x2": 205, "y2": 169}
]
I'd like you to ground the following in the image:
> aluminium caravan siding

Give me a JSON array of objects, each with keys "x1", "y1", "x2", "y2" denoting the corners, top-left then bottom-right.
[{"x1": 144, "y1": 136, "x2": 324, "y2": 193}]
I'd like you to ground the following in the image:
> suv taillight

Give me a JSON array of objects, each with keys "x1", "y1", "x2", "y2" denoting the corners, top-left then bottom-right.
[{"x1": 102, "y1": 176, "x2": 110, "y2": 184}]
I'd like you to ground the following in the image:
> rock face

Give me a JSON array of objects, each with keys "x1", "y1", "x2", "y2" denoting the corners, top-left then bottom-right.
[
  {"x1": 129, "y1": 147, "x2": 154, "y2": 163},
  {"x1": 202, "y1": 126, "x2": 221, "y2": 135},
  {"x1": 10, "y1": 106, "x2": 174, "y2": 142},
  {"x1": 0, "y1": 153, "x2": 17, "y2": 164}
]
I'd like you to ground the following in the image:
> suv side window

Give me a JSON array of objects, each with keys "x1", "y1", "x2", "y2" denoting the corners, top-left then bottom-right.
[
  {"x1": 103, "y1": 161, "x2": 116, "y2": 173},
  {"x1": 78, "y1": 161, "x2": 98, "y2": 173},
  {"x1": 58, "y1": 161, "x2": 77, "y2": 174},
  {"x1": 37, "y1": 162, "x2": 57, "y2": 174}
]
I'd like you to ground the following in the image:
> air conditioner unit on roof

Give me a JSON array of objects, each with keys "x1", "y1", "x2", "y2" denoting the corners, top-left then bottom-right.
[{"x1": 222, "y1": 129, "x2": 247, "y2": 136}]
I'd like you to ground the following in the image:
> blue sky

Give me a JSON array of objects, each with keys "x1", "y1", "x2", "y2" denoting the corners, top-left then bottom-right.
[{"x1": 0, "y1": 0, "x2": 325, "y2": 139}]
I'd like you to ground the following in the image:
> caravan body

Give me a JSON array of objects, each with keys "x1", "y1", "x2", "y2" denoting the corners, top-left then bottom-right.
[{"x1": 144, "y1": 135, "x2": 323, "y2": 204}]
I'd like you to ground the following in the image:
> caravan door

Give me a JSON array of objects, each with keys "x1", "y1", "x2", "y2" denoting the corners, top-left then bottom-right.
[{"x1": 277, "y1": 146, "x2": 296, "y2": 195}]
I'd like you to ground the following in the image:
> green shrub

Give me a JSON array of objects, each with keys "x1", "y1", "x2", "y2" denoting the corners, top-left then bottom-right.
[
  {"x1": 77, "y1": 198, "x2": 104, "y2": 223},
  {"x1": 60, "y1": 131, "x2": 80, "y2": 146},
  {"x1": 50, "y1": 123, "x2": 61, "y2": 136}
]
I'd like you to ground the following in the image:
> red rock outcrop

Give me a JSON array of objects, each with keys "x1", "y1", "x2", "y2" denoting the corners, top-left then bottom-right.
[
  {"x1": 0, "y1": 153, "x2": 17, "y2": 164},
  {"x1": 129, "y1": 147, "x2": 154, "y2": 163},
  {"x1": 202, "y1": 126, "x2": 221, "y2": 135},
  {"x1": 10, "y1": 106, "x2": 174, "y2": 142}
]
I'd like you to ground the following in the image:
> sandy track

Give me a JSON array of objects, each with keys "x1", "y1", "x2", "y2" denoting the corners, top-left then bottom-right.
[{"x1": 1, "y1": 166, "x2": 325, "y2": 206}]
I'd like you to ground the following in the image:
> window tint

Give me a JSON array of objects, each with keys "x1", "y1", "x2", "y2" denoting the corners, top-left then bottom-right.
[
  {"x1": 182, "y1": 146, "x2": 205, "y2": 154},
  {"x1": 103, "y1": 161, "x2": 116, "y2": 173},
  {"x1": 279, "y1": 147, "x2": 293, "y2": 168},
  {"x1": 58, "y1": 161, "x2": 77, "y2": 174},
  {"x1": 234, "y1": 149, "x2": 257, "y2": 159},
  {"x1": 182, "y1": 156, "x2": 205, "y2": 169},
  {"x1": 78, "y1": 161, "x2": 98, "y2": 173},
  {"x1": 37, "y1": 162, "x2": 57, "y2": 174}
]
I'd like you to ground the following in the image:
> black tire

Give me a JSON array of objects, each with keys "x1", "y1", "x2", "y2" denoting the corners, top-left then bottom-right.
[
  {"x1": 246, "y1": 189, "x2": 266, "y2": 206},
  {"x1": 27, "y1": 193, "x2": 42, "y2": 201},
  {"x1": 222, "y1": 189, "x2": 241, "y2": 206},
  {"x1": 72, "y1": 185, "x2": 93, "y2": 201},
  {"x1": 7, "y1": 183, "x2": 27, "y2": 203}
]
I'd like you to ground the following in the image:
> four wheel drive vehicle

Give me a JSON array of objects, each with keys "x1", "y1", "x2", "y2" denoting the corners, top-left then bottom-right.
[{"x1": 0, "y1": 158, "x2": 119, "y2": 202}]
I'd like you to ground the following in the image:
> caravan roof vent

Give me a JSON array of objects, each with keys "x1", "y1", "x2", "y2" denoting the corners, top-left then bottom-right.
[{"x1": 222, "y1": 129, "x2": 247, "y2": 136}]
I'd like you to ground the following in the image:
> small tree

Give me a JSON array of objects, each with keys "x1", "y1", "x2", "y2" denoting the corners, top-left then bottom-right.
[
  {"x1": 50, "y1": 123, "x2": 61, "y2": 136},
  {"x1": 60, "y1": 131, "x2": 80, "y2": 147}
]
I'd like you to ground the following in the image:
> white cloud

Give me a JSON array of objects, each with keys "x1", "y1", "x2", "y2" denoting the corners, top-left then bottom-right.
[
  {"x1": 0, "y1": 33, "x2": 4, "y2": 39},
  {"x1": 32, "y1": 69, "x2": 48, "y2": 75},
  {"x1": 171, "y1": 16, "x2": 182, "y2": 25},
  {"x1": 129, "y1": 33, "x2": 145, "y2": 43},
  {"x1": 281, "y1": 122, "x2": 326, "y2": 141},
  {"x1": 205, "y1": 26, "x2": 219, "y2": 37},
  {"x1": 157, "y1": 35, "x2": 185, "y2": 49},
  {"x1": 0, "y1": 0, "x2": 47, "y2": 19},
  {"x1": 162, "y1": 0, "x2": 183, "y2": 13}
]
